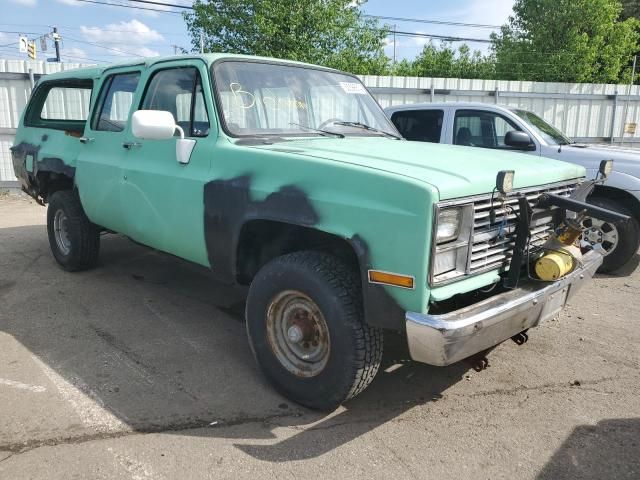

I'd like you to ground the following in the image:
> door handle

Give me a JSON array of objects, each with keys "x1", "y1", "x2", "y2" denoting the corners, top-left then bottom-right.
[
  {"x1": 79, "y1": 136, "x2": 94, "y2": 144},
  {"x1": 122, "y1": 142, "x2": 142, "y2": 150}
]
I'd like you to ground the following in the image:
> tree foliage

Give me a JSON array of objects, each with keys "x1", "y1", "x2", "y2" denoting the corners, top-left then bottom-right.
[
  {"x1": 393, "y1": 43, "x2": 495, "y2": 79},
  {"x1": 491, "y1": 0, "x2": 639, "y2": 83},
  {"x1": 621, "y1": 0, "x2": 640, "y2": 19},
  {"x1": 184, "y1": 0, "x2": 389, "y2": 74}
]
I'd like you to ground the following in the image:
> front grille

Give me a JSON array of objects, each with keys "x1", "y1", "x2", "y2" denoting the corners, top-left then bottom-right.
[{"x1": 468, "y1": 182, "x2": 578, "y2": 274}]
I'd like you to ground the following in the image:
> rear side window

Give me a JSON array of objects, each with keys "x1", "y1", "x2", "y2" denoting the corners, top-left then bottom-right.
[
  {"x1": 92, "y1": 72, "x2": 141, "y2": 132},
  {"x1": 391, "y1": 110, "x2": 444, "y2": 143},
  {"x1": 141, "y1": 67, "x2": 209, "y2": 137},
  {"x1": 41, "y1": 86, "x2": 91, "y2": 120},
  {"x1": 24, "y1": 80, "x2": 92, "y2": 132}
]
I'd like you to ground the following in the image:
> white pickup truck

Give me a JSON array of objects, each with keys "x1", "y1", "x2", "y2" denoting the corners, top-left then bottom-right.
[{"x1": 386, "y1": 102, "x2": 640, "y2": 272}]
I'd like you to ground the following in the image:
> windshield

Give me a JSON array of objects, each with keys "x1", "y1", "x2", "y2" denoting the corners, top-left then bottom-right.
[
  {"x1": 213, "y1": 60, "x2": 399, "y2": 138},
  {"x1": 512, "y1": 109, "x2": 573, "y2": 146}
]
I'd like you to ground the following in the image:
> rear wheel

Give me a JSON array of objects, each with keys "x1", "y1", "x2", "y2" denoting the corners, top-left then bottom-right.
[
  {"x1": 580, "y1": 196, "x2": 640, "y2": 273},
  {"x1": 47, "y1": 190, "x2": 100, "y2": 271},
  {"x1": 246, "y1": 251, "x2": 383, "y2": 411}
]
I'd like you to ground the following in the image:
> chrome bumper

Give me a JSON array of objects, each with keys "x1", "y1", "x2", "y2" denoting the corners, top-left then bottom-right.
[{"x1": 406, "y1": 250, "x2": 603, "y2": 366}]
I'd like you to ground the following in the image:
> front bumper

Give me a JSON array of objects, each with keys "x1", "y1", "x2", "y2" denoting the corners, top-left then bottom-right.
[{"x1": 406, "y1": 250, "x2": 603, "y2": 366}]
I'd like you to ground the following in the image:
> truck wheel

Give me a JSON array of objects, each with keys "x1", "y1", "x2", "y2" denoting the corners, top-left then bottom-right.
[
  {"x1": 581, "y1": 196, "x2": 640, "y2": 273},
  {"x1": 47, "y1": 190, "x2": 100, "y2": 271},
  {"x1": 246, "y1": 251, "x2": 383, "y2": 411}
]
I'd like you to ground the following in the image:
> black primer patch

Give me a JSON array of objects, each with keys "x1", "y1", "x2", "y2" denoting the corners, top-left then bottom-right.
[
  {"x1": 203, "y1": 175, "x2": 320, "y2": 284},
  {"x1": 10, "y1": 142, "x2": 75, "y2": 200},
  {"x1": 39, "y1": 157, "x2": 76, "y2": 178},
  {"x1": 350, "y1": 234, "x2": 407, "y2": 331}
]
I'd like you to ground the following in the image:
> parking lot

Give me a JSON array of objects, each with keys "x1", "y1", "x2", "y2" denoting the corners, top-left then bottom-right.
[{"x1": 0, "y1": 193, "x2": 639, "y2": 479}]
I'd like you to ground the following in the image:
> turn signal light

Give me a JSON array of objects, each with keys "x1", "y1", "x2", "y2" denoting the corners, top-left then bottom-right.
[{"x1": 368, "y1": 270, "x2": 415, "y2": 289}]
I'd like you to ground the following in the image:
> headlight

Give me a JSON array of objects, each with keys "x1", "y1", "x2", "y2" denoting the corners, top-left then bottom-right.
[
  {"x1": 436, "y1": 208, "x2": 461, "y2": 244},
  {"x1": 430, "y1": 203, "x2": 473, "y2": 285}
]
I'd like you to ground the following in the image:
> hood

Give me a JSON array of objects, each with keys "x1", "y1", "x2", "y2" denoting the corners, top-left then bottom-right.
[
  {"x1": 252, "y1": 138, "x2": 585, "y2": 200},
  {"x1": 563, "y1": 144, "x2": 640, "y2": 176}
]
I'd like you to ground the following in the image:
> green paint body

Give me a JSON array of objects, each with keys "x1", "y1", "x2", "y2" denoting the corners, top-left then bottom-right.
[{"x1": 12, "y1": 54, "x2": 586, "y2": 317}]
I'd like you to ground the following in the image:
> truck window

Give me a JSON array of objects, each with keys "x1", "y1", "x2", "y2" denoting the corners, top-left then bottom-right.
[
  {"x1": 141, "y1": 67, "x2": 210, "y2": 137},
  {"x1": 390, "y1": 110, "x2": 444, "y2": 143},
  {"x1": 41, "y1": 86, "x2": 91, "y2": 121},
  {"x1": 92, "y1": 72, "x2": 141, "y2": 132},
  {"x1": 454, "y1": 110, "x2": 521, "y2": 149},
  {"x1": 24, "y1": 80, "x2": 92, "y2": 133}
]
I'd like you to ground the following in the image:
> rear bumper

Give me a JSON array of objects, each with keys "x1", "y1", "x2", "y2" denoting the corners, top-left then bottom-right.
[{"x1": 406, "y1": 250, "x2": 603, "y2": 366}]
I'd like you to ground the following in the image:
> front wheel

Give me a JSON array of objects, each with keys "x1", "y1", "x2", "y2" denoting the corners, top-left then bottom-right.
[
  {"x1": 246, "y1": 251, "x2": 383, "y2": 411},
  {"x1": 580, "y1": 196, "x2": 640, "y2": 273}
]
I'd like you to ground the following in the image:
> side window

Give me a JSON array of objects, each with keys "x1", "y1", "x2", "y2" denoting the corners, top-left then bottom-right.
[
  {"x1": 390, "y1": 110, "x2": 444, "y2": 143},
  {"x1": 141, "y1": 67, "x2": 210, "y2": 137},
  {"x1": 24, "y1": 80, "x2": 92, "y2": 132},
  {"x1": 454, "y1": 110, "x2": 521, "y2": 149},
  {"x1": 453, "y1": 111, "x2": 484, "y2": 147},
  {"x1": 40, "y1": 86, "x2": 91, "y2": 121},
  {"x1": 92, "y1": 72, "x2": 140, "y2": 132},
  {"x1": 493, "y1": 115, "x2": 521, "y2": 147}
]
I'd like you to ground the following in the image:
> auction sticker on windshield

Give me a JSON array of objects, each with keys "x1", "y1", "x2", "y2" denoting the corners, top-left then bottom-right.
[{"x1": 340, "y1": 82, "x2": 367, "y2": 94}]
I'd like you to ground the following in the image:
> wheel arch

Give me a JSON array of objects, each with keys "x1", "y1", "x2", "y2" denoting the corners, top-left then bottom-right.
[{"x1": 591, "y1": 185, "x2": 640, "y2": 221}]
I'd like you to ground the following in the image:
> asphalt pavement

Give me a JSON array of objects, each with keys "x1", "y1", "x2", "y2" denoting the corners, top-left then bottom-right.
[{"x1": 1, "y1": 193, "x2": 639, "y2": 479}]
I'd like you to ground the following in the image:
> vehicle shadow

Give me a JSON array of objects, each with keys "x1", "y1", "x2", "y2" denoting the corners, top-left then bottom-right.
[
  {"x1": 0, "y1": 225, "x2": 469, "y2": 458},
  {"x1": 537, "y1": 418, "x2": 640, "y2": 480}
]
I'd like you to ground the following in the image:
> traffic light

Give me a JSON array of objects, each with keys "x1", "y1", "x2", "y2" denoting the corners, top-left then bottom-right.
[{"x1": 27, "y1": 41, "x2": 36, "y2": 60}]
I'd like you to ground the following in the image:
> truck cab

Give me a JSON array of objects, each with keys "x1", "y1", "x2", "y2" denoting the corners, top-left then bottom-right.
[{"x1": 11, "y1": 56, "x2": 611, "y2": 410}]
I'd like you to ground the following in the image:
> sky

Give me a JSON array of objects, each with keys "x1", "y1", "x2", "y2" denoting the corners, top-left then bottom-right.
[{"x1": 0, "y1": 0, "x2": 516, "y2": 64}]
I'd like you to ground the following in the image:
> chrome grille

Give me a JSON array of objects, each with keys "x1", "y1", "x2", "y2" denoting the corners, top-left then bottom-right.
[{"x1": 468, "y1": 182, "x2": 578, "y2": 274}]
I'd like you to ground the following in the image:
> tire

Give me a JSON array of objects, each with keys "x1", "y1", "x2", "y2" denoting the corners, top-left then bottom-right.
[
  {"x1": 246, "y1": 251, "x2": 383, "y2": 411},
  {"x1": 581, "y1": 196, "x2": 640, "y2": 273},
  {"x1": 47, "y1": 190, "x2": 100, "y2": 271}
]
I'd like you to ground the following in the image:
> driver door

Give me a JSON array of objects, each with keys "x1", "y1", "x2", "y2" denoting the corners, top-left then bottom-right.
[{"x1": 119, "y1": 60, "x2": 214, "y2": 266}]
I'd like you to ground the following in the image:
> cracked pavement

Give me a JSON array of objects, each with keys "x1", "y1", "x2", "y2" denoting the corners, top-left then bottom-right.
[{"x1": 0, "y1": 194, "x2": 639, "y2": 479}]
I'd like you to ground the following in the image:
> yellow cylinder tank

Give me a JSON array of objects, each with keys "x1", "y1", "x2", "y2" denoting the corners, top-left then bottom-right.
[{"x1": 534, "y1": 250, "x2": 575, "y2": 281}]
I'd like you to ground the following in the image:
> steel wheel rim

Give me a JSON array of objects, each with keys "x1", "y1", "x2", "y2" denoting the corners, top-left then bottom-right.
[
  {"x1": 266, "y1": 290, "x2": 330, "y2": 378},
  {"x1": 580, "y1": 216, "x2": 619, "y2": 257},
  {"x1": 53, "y1": 209, "x2": 71, "y2": 255}
]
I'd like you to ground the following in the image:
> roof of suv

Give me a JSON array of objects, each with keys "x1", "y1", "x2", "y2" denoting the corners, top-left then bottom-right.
[
  {"x1": 385, "y1": 102, "x2": 521, "y2": 113},
  {"x1": 38, "y1": 53, "x2": 341, "y2": 82}
]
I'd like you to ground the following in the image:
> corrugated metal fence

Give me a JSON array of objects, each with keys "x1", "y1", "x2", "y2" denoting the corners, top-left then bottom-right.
[{"x1": 2, "y1": 59, "x2": 640, "y2": 186}]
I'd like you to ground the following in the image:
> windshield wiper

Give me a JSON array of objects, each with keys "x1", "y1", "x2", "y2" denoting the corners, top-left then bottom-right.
[
  {"x1": 289, "y1": 123, "x2": 345, "y2": 139},
  {"x1": 332, "y1": 121, "x2": 402, "y2": 140}
]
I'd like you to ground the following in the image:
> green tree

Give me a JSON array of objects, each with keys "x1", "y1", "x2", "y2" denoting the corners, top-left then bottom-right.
[
  {"x1": 492, "y1": 0, "x2": 639, "y2": 83},
  {"x1": 393, "y1": 42, "x2": 495, "y2": 79},
  {"x1": 184, "y1": 0, "x2": 390, "y2": 74},
  {"x1": 621, "y1": 0, "x2": 640, "y2": 19}
]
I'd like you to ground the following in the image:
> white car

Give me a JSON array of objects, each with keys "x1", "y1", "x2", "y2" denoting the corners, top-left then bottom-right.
[{"x1": 386, "y1": 102, "x2": 640, "y2": 272}]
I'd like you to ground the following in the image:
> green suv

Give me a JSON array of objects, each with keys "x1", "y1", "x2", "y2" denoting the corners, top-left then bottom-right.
[{"x1": 11, "y1": 54, "x2": 605, "y2": 410}]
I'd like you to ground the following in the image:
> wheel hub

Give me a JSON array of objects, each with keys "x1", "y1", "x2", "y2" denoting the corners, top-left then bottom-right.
[
  {"x1": 580, "y1": 216, "x2": 619, "y2": 257},
  {"x1": 53, "y1": 209, "x2": 71, "y2": 255},
  {"x1": 266, "y1": 290, "x2": 330, "y2": 378}
]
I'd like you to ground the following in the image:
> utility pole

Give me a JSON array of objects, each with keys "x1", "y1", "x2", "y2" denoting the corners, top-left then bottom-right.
[
  {"x1": 52, "y1": 26, "x2": 61, "y2": 62},
  {"x1": 200, "y1": 31, "x2": 204, "y2": 54},
  {"x1": 172, "y1": 44, "x2": 180, "y2": 55},
  {"x1": 620, "y1": 55, "x2": 637, "y2": 146},
  {"x1": 393, "y1": 24, "x2": 397, "y2": 65}
]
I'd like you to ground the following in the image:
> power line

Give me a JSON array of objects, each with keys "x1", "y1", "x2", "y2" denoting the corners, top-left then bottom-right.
[
  {"x1": 71, "y1": 0, "x2": 183, "y2": 14},
  {"x1": 392, "y1": 30, "x2": 492, "y2": 44},
  {"x1": 365, "y1": 15, "x2": 500, "y2": 29},
  {"x1": 63, "y1": 35, "x2": 146, "y2": 57},
  {"x1": 0, "y1": 23, "x2": 186, "y2": 37},
  {"x1": 121, "y1": 0, "x2": 191, "y2": 9}
]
